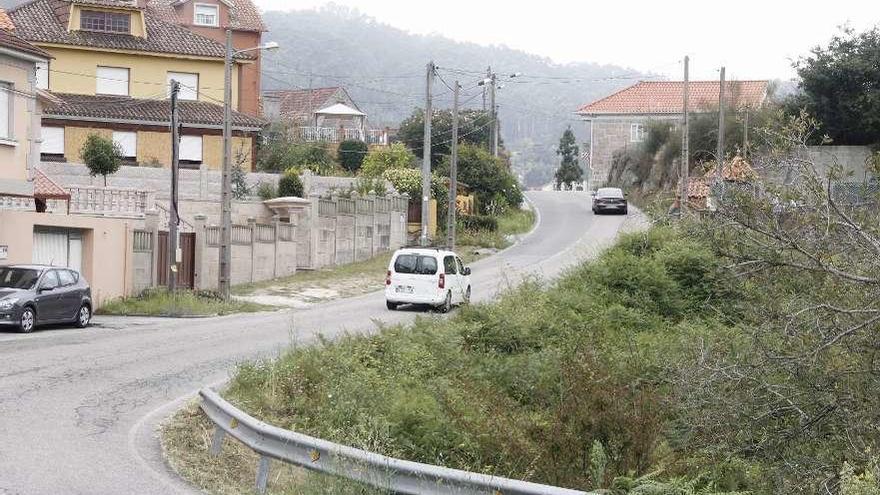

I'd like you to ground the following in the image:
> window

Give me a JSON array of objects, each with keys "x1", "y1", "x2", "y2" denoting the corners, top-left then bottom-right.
[
  {"x1": 96, "y1": 66, "x2": 129, "y2": 96},
  {"x1": 39, "y1": 270, "x2": 59, "y2": 290},
  {"x1": 443, "y1": 255, "x2": 457, "y2": 275},
  {"x1": 41, "y1": 126, "x2": 65, "y2": 160},
  {"x1": 80, "y1": 9, "x2": 130, "y2": 33},
  {"x1": 57, "y1": 269, "x2": 75, "y2": 287},
  {"x1": 35, "y1": 61, "x2": 49, "y2": 90},
  {"x1": 179, "y1": 135, "x2": 203, "y2": 167},
  {"x1": 0, "y1": 82, "x2": 11, "y2": 140},
  {"x1": 0, "y1": 267, "x2": 40, "y2": 290},
  {"x1": 393, "y1": 255, "x2": 438, "y2": 275},
  {"x1": 112, "y1": 131, "x2": 137, "y2": 160},
  {"x1": 193, "y1": 4, "x2": 218, "y2": 26},
  {"x1": 167, "y1": 72, "x2": 198, "y2": 101},
  {"x1": 630, "y1": 123, "x2": 646, "y2": 143}
]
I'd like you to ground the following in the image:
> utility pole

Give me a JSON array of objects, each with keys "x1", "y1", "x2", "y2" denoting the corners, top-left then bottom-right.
[
  {"x1": 447, "y1": 80, "x2": 460, "y2": 250},
  {"x1": 743, "y1": 110, "x2": 750, "y2": 158},
  {"x1": 219, "y1": 29, "x2": 233, "y2": 298},
  {"x1": 716, "y1": 66, "x2": 725, "y2": 182},
  {"x1": 680, "y1": 55, "x2": 690, "y2": 214},
  {"x1": 420, "y1": 61, "x2": 434, "y2": 247},
  {"x1": 490, "y1": 70, "x2": 498, "y2": 157},
  {"x1": 168, "y1": 80, "x2": 180, "y2": 292}
]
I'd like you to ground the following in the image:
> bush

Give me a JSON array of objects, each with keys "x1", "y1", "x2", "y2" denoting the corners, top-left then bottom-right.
[
  {"x1": 458, "y1": 214, "x2": 498, "y2": 233},
  {"x1": 81, "y1": 133, "x2": 122, "y2": 186},
  {"x1": 361, "y1": 143, "x2": 415, "y2": 177},
  {"x1": 256, "y1": 182, "x2": 277, "y2": 201},
  {"x1": 338, "y1": 140, "x2": 368, "y2": 173},
  {"x1": 381, "y1": 167, "x2": 446, "y2": 200},
  {"x1": 258, "y1": 140, "x2": 335, "y2": 175},
  {"x1": 278, "y1": 169, "x2": 304, "y2": 197}
]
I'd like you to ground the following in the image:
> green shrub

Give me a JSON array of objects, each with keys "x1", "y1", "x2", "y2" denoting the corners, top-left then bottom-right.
[
  {"x1": 256, "y1": 182, "x2": 277, "y2": 200},
  {"x1": 361, "y1": 143, "x2": 415, "y2": 177},
  {"x1": 338, "y1": 139, "x2": 369, "y2": 172},
  {"x1": 278, "y1": 169, "x2": 304, "y2": 197},
  {"x1": 458, "y1": 214, "x2": 498, "y2": 233}
]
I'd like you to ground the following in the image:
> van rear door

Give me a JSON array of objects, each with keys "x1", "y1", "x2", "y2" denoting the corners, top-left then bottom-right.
[{"x1": 391, "y1": 253, "x2": 440, "y2": 297}]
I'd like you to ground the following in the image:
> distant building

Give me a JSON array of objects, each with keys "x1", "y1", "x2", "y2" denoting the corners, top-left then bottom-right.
[
  {"x1": 263, "y1": 87, "x2": 388, "y2": 145},
  {"x1": 576, "y1": 80, "x2": 769, "y2": 189}
]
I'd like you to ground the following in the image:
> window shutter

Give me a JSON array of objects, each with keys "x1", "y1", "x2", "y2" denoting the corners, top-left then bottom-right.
[
  {"x1": 36, "y1": 61, "x2": 49, "y2": 90},
  {"x1": 167, "y1": 72, "x2": 199, "y2": 101},
  {"x1": 112, "y1": 131, "x2": 137, "y2": 158},
  {"x1": 96, "y1": 66, "x2": 129, "y2": 96},
  {"x1": 41, "y1": 126, "x2": 65, "y2": 154},
  {"x1": 179, "y1": 135, "x2": 203, "y2": 162}
]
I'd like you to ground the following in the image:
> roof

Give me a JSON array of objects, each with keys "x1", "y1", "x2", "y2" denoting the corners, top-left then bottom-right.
[
  {"x1": 264, "y1": 87, "x2": 349, "y2": 120},
  {"x1": 152, "y1": 0, "x2": 265, "y2": 32},
  {"x1": 33, "y1": 168, "x2": 70, "y2": 200},
  {"x1": 0, "y1": 26, "x2": 51, "y2": 59},
  {"x1": 315, "y1": 102, "x2": 365, "y2": 117},
  {"x1": 7, "y1": 0, "x2": 254, "y2": 60},
  {"x1": 577, "y1": 80, "x2": 769, "y2": 116},
  {"x1": 42, "y1": 92, "x2": 266, "y2": 129},
  {"x1": 0, "y1": 8, "x2": 16, "y2": 29}
]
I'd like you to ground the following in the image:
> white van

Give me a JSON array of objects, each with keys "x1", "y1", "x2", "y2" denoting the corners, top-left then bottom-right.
[{"x1": 385, "y1": 248, "x2": 472, "y2": 312}]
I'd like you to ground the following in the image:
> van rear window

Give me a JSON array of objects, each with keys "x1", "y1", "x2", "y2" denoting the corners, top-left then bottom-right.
[{"x1": 394, "y1": 254, "x2": 438, "y2": 275}]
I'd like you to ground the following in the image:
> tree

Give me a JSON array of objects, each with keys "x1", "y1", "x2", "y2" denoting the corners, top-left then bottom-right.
[
  {"x1": 554, "y1": 127, "x2": 582, "y2": 190},
  {"x1": 397, "y1": 109, "x2": 495, "y2": 167},
  {"x1": 360, "y1": 143, "x2": 416, "y2": 177},
  {"x1": 382, "y1": 167, "x2": 446, "y2": 200},
  {"x1": 791, "y1": 26, "x2": 880, "y2": 145},
  {"x1": 257, "y1": 131, "x2": 335, "y2": 175},
  {"x1": 437, "y1": 144, "x2": 522, "y2": 214},
  {"x1": 81, "y1": 134, "x2": 122, "y2": 187},
  {"x1": 277, "y1": 168, "x2": 304, "y2": 197},
  {"x1": 337, "y1": 139, "x2": 368, "y2": 173}
]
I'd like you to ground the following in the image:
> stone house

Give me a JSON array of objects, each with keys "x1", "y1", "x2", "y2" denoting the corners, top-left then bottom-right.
[{"x1": 576, "y1": 80, "x2": 769, "y2": 189}]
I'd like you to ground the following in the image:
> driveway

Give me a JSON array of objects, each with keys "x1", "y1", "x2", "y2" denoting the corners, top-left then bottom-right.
[{"x1": 0, "y1": 191, "x2": 646, "y2": 494}]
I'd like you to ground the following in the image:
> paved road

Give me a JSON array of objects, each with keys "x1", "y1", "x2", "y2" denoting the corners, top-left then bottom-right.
[{"x1": 0, "y1": 191, "x2": 644, "y2": 495}]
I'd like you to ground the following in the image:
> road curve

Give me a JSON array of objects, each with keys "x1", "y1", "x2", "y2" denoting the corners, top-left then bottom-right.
[{"x1": 0, "y1": 191, "x2": 643, "y2": 495}]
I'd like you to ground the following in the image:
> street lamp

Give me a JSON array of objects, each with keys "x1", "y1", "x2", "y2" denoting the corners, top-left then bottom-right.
[{"x1": 219, "y1": 31, "x2": 279, "y2": 299}]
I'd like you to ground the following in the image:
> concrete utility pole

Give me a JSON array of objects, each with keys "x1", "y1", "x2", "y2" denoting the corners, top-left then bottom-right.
[
  {"x1": 680, "y1": 55, "x2": 690, "y2": 214},
  {"x1": 716, "y1": 66, "x2": 726, "y2": 182},
  {"x1": 490, "y1": 71, "x2": 498, "y2": 157},
  {"x1": 420, "y1": 61, "x2": 435, "y2": 247},
  {"x1": 447, "y1": 80, "x2": 460, "y2": 250},
  {"x1": 219, "y1": 29, "x2": 234, "y2": 298},
  {"x1": 169, "y1": 79, "x2": 180, "y2": 292}
]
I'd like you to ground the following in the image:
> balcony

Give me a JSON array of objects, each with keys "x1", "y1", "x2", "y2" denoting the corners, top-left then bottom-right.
[{"x1": 298, "y1": 127, "x2": 389, "y2": 146}]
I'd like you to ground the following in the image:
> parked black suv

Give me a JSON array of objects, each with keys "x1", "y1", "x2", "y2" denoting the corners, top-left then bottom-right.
[{"x1": 0, "y1": 265, "x2": 92, "y2": 333}]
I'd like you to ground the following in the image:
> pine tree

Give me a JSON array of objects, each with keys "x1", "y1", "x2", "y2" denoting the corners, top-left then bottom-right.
[{"x1": 554, "y1": 127, "x2": 582, "y2": 190}]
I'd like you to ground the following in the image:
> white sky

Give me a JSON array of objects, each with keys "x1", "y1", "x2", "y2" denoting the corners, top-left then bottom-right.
[{"x1": 252, "y1": 0, "x2": 878, "y2": 81}]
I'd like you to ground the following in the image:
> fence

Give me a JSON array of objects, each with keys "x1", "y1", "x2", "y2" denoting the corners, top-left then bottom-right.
[
  {"x1": 297, "y1": 127, "x2": 389, "y2": 145},
  {"x1": 67, "y1": 186, "x2": 151, "y2": 217},
  {"x1": 199, "y1": 388, "x2": 591, "y2": 495}
]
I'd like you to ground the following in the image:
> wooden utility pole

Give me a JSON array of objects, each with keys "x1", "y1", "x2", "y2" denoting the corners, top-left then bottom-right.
[
  {"x1": 680, "y1": 55, "x2": 690, "y2": 214},
  {"x1": 168, "y1": 79, "x2": 180, "y2": 292},
  {"x1": 218, "y1": 29, "x2": 233, "y2": 298},
  {"x1": 716, "y1": 66, "x2": 726, "y2": 182},
  {"x1": 447, "y1": 80, "x2": 460, "y2": 250},
  {"x1": 420, "y1": 61, "x2": 434, "y2": 247}
]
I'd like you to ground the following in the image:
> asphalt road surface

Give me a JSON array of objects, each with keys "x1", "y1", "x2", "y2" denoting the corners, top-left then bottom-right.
[{"x1": 0, "y1": 191, "x2": 645, "y2": 495}]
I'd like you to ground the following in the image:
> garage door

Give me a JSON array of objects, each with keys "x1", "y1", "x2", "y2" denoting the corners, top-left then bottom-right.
[{"x1": 33, "y1": 228, "x2": 83, "y2": 272}]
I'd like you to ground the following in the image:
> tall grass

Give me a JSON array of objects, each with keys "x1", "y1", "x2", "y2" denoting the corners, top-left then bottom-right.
[{"x1": 98, "y1": 288, "x2": 271, "y2": 317}]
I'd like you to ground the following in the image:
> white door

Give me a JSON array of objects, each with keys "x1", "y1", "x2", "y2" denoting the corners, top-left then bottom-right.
[{"x1": 32, "y1": 228, "x2": 83, "y2": 270}]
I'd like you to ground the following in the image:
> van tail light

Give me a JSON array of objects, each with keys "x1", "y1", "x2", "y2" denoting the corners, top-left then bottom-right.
[
  {"x1": 385, "y1": 270, "x2": 392, "y2": 286},
  {"x1": 438, "y1": 273, "x2": 445, "y2": 289}
]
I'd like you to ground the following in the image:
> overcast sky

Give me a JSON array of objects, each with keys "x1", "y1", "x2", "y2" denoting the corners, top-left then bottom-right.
[{"x1": 253, "y1": 0, "x2": 877, "y2": 81}]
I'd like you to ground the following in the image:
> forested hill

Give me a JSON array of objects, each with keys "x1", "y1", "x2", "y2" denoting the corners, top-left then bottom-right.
[{"x1": 260, "y1": 5, "x2": 647, "y2": 183}]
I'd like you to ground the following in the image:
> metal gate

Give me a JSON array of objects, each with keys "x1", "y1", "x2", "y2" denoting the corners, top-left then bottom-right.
[{"x1": 157, "y1": 231, "x2": 196, "y2": 289}]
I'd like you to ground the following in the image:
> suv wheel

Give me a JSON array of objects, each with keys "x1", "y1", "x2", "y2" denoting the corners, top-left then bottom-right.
[
  {"x1": 75, "y1": 304, "x2": 91, "y2": 328},
  {"x1": 463, "y1": 286, "x2": 471, "y2": 305},
  {"x1": 19, "y1": 307, "x2": 35, "y2": 333},
  {"x1": 438, "y1": 291, "x2": 452, "y2": 313}
]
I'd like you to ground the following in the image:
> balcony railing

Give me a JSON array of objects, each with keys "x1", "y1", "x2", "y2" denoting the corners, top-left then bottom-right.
[{"x1": 298, "y1": 127, "x2": 388, "y2": 145}]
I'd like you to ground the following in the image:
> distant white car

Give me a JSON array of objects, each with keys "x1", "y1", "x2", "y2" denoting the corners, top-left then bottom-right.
[{"x1": 385, "y1": 248, "x2": 472, "y2": 312}]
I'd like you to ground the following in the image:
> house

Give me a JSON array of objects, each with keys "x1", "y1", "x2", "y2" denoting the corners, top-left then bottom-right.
[
  {"x1": 5, "y1": 0, "x2": 267, "y2": 171},
  {"x1": 263, "y1": 87, "x2": 388, "y2": 145},
  {"x1": 576, "y1": 80, "x2": 769, "y2": 189}
]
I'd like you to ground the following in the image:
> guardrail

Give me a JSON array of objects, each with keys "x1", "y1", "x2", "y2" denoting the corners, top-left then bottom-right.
[{"x1": 199, "y1": 388, "x2": 591, "y2": 495}]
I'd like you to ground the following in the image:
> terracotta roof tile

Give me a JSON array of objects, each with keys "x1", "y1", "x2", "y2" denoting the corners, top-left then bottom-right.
[
  {"x1": 8, "y1": 0, "x2": 254, "y2": 59},
  {"x1": 0, "y1": 8, "x2": 16, "y2": 30},
  {"x1": 43, "y1": 92, "x2": 265, "y2": 129},
  {"x1": 149, "y1": 0, "x2": 265, "y2": 32},
  {"x1": 34, "y1": 168, "x2": 70, "y2": 200},
  {"x1": 577, "y1": 80, "x2": 769, "y2": 115},
  {"x1": 0, "y1": 27, "x2": 52, "y2": 58},
  {"x1": 263, "y1": 87, "x2": 346, "y2": 120}
]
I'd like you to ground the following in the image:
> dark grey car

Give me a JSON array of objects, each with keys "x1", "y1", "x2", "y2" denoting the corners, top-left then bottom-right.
[
  {"x1": 0, "y1": 265, "x2": 92, "y2": 333},
  {"x1": 592, "y1": 187, "x2": 629, "y2": 215}
]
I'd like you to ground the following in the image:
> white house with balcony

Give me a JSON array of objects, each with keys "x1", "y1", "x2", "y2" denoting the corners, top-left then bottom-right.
[{"x1": 262, "y1": 86, "x2": 388, "y2": 145}]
